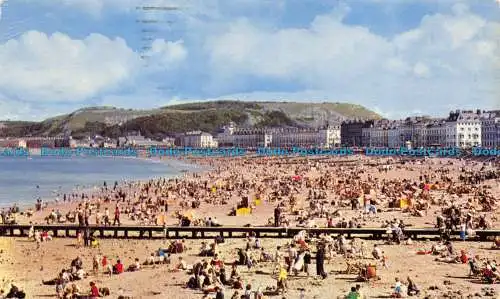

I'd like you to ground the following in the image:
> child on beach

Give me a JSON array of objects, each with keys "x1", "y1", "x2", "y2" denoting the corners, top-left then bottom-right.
[
  {"x1": 382, "y1": 255, "x2": 389, "y2": 269},
  {"x1": 76, "y1": 231, "x2": 83, "y2": 248},
  {"x1": 93, "y1": 255, "x2": 100, "y2": 275}
]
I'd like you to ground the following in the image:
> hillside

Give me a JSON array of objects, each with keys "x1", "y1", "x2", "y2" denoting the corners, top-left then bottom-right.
[{"x1": 0, "y1": 101, "x2": 381, "y2": 138}]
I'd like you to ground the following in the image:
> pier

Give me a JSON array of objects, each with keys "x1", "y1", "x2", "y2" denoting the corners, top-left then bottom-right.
[{"x1": 0, "y1": 224, "x2": 498, "y2": 241}]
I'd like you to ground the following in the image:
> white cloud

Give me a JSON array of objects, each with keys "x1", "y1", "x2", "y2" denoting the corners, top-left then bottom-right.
[
  {"x1": 0, "y1": 31, "x2": 187, "y2": 108},
  {"x1": 205, "y1": 3, "x2": 500, "y2": 117},
  {"x1": 147, "y1": 39, "x2": 187, "y2": 68},
  {"x1": 0, "y1": 31, "x2": 140, "y2": 102}
]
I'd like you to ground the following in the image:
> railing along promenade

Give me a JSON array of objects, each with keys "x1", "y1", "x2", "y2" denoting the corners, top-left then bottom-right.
[{"x1": 0, "y1": 224, "x2": 498, "y2": 241}]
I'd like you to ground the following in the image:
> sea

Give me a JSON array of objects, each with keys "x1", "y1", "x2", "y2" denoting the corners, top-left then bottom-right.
[{"x1": 0, "y1": 156, "x2": 200, "y2": 207}]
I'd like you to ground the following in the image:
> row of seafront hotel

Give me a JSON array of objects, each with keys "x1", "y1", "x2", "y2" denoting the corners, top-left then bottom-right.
[
  {"x1": 214, "y1": 109, "x2": 500, "y2": 149},
  {"x1": 354, "y1": 109, "x2": 500, "y2": 149},
  {"x1": 0, "y1": 109, "x2": 499, "y2": 149}
]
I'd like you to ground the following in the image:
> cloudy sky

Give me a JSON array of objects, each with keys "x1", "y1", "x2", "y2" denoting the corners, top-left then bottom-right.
[{"x1": 0, "y1": 0, "x2": 499, "y2": 121}]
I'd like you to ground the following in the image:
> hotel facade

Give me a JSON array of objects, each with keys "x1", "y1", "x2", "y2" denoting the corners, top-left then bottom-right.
[
  {"x1": 217, "y1": 122, "x2": 341, "y2": 148},
  {"x1": 351, "y1": 110, "x2": 491, "y2": 148}
]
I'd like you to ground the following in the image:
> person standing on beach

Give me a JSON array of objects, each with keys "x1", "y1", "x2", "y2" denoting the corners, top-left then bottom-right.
[
  {"x1": 316, "y1": 244, "x2": 327, "y2": 279},
  {"x1": 113, "y1": 205, "x2": 120, "y2": 226},
  {"x1": 83, "y1": 226, "x2": 90, "y2": 247},
  {"x1": 274, "y1": 207, "x2": 281, "y2": 227},
  {"x1": 84, "y1": 208, "x2": 90, "y2": 226},
  {"x1": 104, "y1": 208, "x2": 110, "y2": 226}
]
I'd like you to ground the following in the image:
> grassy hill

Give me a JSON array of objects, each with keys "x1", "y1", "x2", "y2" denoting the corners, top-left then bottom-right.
[{"x1": 0, "y1": 101, "x2": 381, "y2": 138}]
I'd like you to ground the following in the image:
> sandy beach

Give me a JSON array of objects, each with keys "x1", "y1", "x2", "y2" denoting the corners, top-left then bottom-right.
[{"x1": 0, "y1": 155, "x2": 499, "y2": 299}]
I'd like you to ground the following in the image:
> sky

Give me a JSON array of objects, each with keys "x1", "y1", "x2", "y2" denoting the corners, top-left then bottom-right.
[{"x1": 0, "y1": 0, "x2": 499, "y2": 121}]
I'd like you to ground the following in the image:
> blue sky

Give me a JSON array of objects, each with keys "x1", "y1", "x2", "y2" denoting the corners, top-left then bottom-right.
[{"x1": 0, "y1": 0, "x2": 499, "y2": 120}]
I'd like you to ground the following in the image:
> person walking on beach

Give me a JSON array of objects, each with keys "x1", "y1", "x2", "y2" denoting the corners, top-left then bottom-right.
[{"x1": 113, "y1": 205, "x2": 120, "y2": 226}]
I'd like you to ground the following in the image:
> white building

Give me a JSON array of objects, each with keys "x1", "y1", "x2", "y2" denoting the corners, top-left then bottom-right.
[
  {"x1": 481, "y1": 110, "x2": 500, "y2": 148},
  {"x1": 318, "y1": 124, "x2": 341, "y2": 148},
  {"x1": 217, "y1": 122, "x2": 340, "y2": 148},
  {"x1": 217, "y1": 123, "x2": 271, "y2": 148},
  {"x1": 181, "y1": 131, "x2": 217, "y2": 148},
  {"x1": 448, "y1": 110, "x2": 481, "y2": 148}
]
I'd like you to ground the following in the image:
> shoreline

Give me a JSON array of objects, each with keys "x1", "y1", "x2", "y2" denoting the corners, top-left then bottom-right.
[{"x1": 0, "y1": 156, "x2": 210, "y2": 210}]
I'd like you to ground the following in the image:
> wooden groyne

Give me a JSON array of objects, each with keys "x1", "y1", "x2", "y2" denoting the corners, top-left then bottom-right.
[{"x1": 0, "y1": 225, "x2": 498, "y2": 241}]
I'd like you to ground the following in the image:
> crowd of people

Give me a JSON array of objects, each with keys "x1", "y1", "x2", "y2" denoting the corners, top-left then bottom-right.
[{"x1": 1, "y1": 155, "x2": 499, "y2": 298}]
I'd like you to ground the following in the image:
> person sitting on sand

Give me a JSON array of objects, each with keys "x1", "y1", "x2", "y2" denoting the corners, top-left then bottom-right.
[
  {"x1": 406, "y1": 277, "x2": 420, "y2": 296},
  {"x1": 372, "y1": 245, "x2": 382, "y2": 261},
  {"x1": 4, "y1": 285, "x2": 25, "y2": 299},
  {"x1": 63, "y1": 283, "x2": 81, "y2": 299},
  {"x1": 435, "y1": 249, "x2": 467, "y2": 264},
  {"x1": 459, "y1": 250, "x2": 469, "y2": 264},
  {"x1": 145, "y1": 253, "x2": 155, "y2": 265},
  {"x1": 431, "y1": 242, "x2": 447, "y2": 255},
  {"x1": 232, "y1": 277, "x2": 243, "y2": 290},
  {"x1": 211, "y1": 254, "x2": 223, "y2": 269},
  {"x1": 71, "y1": 257, "x2": 83, "y2": 270},
  {"x1": 492, "y1": 237, "x2": 500, "y2": 249},
  {"x1": 243, "y1": 284, "x2": 252, "y2": 299},
  {"x1": 127, "y1": 258, "x2": 141, "y2": 272},
  {"x1": 230, "y1": 290, "x2": 240, "y2": 299},
  {"x1": 89, "y1": 281, "x2": 100, "y2": 298},
  {"x1": 41, "y1": 230, "x2": 52, "y2": 242},
  {"x1": 229, "y1": 264, "x2": 240, "y2": 282},
  {"x1": 483, "y1": 263, "x2": 495, "y2": 284},
  {"x1": 113, "y1": 259, "x2": 124, "y2": 274},
  {"x1": 186, "y1": 275, "x2": 197, "y2": 289},
  {"x1": 72, "y1": 266, "x2": 87, "y2": 280},
  {"x1": 345, "y1": 286, "x2": 360, "y2": 299},
  {"x1": 218, "y1": 267, "x2": 228, "y2": 285},
  {"x1": 468, "y1": 256, "x2": 481, "y2": 277},
  {"x1": 174, "y1": 257, "x2": 188, "y2": 271},
  {"x1": 200, "y1": 242, "x2": 210, "y2": 256},
  {"x1": 260, "y1": 248, "x2": 273, "y2": 262}
]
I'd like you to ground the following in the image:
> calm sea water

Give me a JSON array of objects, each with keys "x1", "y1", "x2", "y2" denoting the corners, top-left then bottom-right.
[{"x1": 0, "y1": 156, "x2": 197, "y2": 207}]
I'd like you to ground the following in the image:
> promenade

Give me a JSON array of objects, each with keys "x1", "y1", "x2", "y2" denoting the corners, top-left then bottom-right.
[{"x1": 1, "y1": 224, "x2": 499, "y2": 240}]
